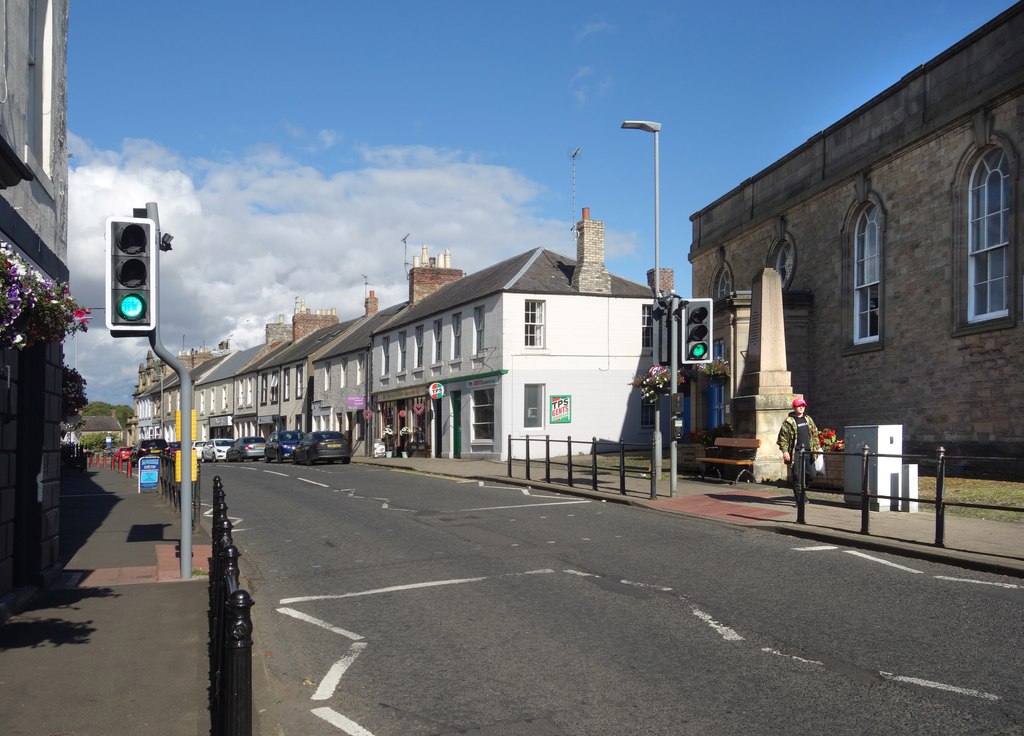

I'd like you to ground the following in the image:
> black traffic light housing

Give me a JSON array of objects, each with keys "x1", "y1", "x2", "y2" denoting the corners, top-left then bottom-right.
[
  {"x1": 682, "y1": 298, "x2": 713, "y2": 364},
  {"x1": 651, "y1": 298, "x2": 672, "y2": 366},
  {"x1": 105, "y1": 216, "x2": 157, "y2": 333}
]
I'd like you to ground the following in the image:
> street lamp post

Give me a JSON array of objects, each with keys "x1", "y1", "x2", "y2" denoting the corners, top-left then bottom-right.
[{"x1": 622, "y1": 120, "x2": 662, "y2": 499}]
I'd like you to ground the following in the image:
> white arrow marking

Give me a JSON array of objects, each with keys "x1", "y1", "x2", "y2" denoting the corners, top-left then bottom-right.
[
  {"x1": 312, "y1": 642, "x2": 368, "y2": 701},
  {"x1": 879, "y1": 671, "x2": 1000, "y2": 700},
  {"x1": 299, "y1": 477, "x2": 330, "y2": 488},
  {"x1": 276, "y1": 607, "x2": 363, "y2": 641},
  {"x1": 845, "y1": 550, "x2": 923, "y2": 573},
  {"x1": 933, "y1": 576, "x2": 1020, "y2": 589},
  {"x1": 311, "y1": 707, "x2": 376, "y2": 735}
]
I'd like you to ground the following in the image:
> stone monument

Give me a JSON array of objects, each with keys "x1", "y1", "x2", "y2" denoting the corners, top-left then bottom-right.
[{"x1": 733, "y1": 268, "x2": 795, "y2": 481}]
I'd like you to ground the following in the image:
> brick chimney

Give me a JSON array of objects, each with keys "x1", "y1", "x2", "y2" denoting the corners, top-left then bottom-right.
[
  {"x1": 408, "y1": 245, "x2": 463, "y2": 304},
  {"x1": 572, "y1": 207, "x2": 610, "y2": 294},
  {"x1": 646, "y1": 267, "x2": 674, "y2": 295},
  {"x1": 364, "y1": 289, "x2": 379, "y2": 317},
  {"x1": 292, "y1": 299, "x2": 338, "y2": 341}
]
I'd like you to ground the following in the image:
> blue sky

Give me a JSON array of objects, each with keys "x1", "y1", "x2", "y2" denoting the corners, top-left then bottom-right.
[{"x1": 64, "y1": 0, "x2": 1017, "y2": 405}]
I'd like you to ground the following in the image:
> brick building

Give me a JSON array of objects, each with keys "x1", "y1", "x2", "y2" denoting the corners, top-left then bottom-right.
[{"x1": 687, "y1": 4, "x2": 1023, "y2": 464}]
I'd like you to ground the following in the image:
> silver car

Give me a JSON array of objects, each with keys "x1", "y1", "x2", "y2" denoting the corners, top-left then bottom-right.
[{"x1": 201, "y1": 438, "x2": 234, "y2": 463}]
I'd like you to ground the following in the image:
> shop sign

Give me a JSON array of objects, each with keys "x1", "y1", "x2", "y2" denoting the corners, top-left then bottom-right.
[
  {"x1": 210, "y1": 415, "x2": 233, "y2": 427},
  {"x1": 549, "y1": 395, "x2": 571, "y2": 424},
  {"x1": 429, "y1": 382, "x2": 445, "y2": 400},
  {"x1": 346, "y1": 395, "x2": 366, "y2": 409},
  {"x1": 138, "y1": 456, "x2": 160, "y2": 491}
]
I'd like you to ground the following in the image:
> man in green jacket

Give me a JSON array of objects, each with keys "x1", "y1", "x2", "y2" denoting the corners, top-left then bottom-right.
[{"x1": 777, "y1": 397, "x2": 821, "y2": 498}]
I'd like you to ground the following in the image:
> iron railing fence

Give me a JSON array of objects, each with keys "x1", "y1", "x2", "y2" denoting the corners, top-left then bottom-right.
[
  {"x1": 208, "y1": 475, "x2": 254, "y2": 736},
  {"x1": 795, "y1": 445, "x2": 1024, "y2": 547},
  {"x1": 506, "y1": 434, "x2": 656, "y2": 496}
]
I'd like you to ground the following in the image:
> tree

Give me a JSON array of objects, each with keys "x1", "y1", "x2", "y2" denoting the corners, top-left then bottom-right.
[{"x1": 82, "y1": 401, "x2": 133, "y2": 428}]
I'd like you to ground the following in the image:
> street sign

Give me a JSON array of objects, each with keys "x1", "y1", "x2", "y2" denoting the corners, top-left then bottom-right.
[
  {"x1": 429, "y1": 382, "x2": 445, "y2": 400},
  {"x1": 138, "y1": 455, "x2": 160, "y2": 492}
]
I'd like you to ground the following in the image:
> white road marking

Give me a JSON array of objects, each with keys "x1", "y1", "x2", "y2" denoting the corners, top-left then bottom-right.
[
  {"x1": 621, "y1": 579, "x2": 673, "y2": 592},
  {"x1": 845, "y1": 550, "x2": 923, "y2": 573},
  {"x1": 761, "y1": 647, "x2": 823, "y2": 665},
  {"x1": 691, "y1": 606, "x2": 744, "y2": 641},
  {"x1": 311, "y1": 707, "x2": 376, "y2": 735},
  {"x1": 276, "y1": 607, "x2": 364, "y2": 641},
  {"x1": 879, "y1": 671, "x2": 1001, "y2": 701},
  {"x1": 564, "y1": 569, "x2": 599, "y2": 577},
  {"x1": 793, "y1": 545, "x2": 839, "y2": 552},
  {"x1": 452, "y1": 500, "x2": 591, "y2": 512},
  {"x1": 934, "y1": 576, "x2": 1020, "y2": 589},
  {"x1": 299, "y1": 477, "x2": 330, "y2": 488},
  {"x1": 312, "y1": 642, "x2": 368, "y2": 700},
  {"x1": 280, "y1": 576, "x2": 489, "y2": 605},
  {"x1": 263, "y1": 470, "x2": 289, "y2": 477}
]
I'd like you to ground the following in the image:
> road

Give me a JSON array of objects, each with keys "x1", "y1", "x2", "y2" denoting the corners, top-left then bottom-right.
[{"x1": 203, "y1": 460, "x2": 1024, "y2": 736}]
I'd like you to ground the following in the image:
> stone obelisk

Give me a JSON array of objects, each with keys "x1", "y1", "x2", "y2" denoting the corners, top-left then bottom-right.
[{"x1": 733, "y1": 268, "x2": 795, "y2": 481}]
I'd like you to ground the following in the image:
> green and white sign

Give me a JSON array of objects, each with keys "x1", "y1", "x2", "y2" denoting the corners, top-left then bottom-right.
[{"x1": 549, "y1": 395, "x2": 571, "y2": 424}]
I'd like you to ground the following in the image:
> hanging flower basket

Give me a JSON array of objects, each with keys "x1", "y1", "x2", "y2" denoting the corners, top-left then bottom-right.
[
  {"x1": 629, "y1": 365, "x2": 685, "y2": 402},
  {"x1": 699, "y1": 357, "x2": 730, "y2": 380},
  {"x1": 2, "y1": 241, "x2": 90, "y2": 350}
]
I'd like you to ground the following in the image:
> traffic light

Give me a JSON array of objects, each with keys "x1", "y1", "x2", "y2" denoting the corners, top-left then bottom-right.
[
  {"x1": 682, "y1": 298, "x2": 713, "y2": 364},
  {"x1": 105, "y1": 216, "x2": 157, "y2": 333},
  {"x1": 651, "y1": 297, "x2": 672, "y2": 366}
]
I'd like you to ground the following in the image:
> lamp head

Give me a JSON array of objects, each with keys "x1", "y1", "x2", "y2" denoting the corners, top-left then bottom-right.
[{"x1": 621, "y1": 120, "x2": 662, "y2": 133}]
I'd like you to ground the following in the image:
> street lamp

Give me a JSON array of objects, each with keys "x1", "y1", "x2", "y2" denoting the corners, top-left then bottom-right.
[{"x1": 622, "y1": 120, "x2": 663, "y2": 498}]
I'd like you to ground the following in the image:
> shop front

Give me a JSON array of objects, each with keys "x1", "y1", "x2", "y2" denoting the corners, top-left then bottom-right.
[{"x1": 374, "y1": 385, "x2": 432, "y2": 458}]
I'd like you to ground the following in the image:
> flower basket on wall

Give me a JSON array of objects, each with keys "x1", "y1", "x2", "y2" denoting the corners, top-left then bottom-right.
[{"x1": 2, "y1": 241, "x2": 90, "y2": 350}]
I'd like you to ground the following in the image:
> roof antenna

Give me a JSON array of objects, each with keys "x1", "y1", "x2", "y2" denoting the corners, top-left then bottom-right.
[
  {"x1": 401, "y1": 233, "x2": 411, "y2": 275},
  {"x1": 361, "y1": 275, "x2": 371, "y2": 298},
  {"x1": 570, "y1": 147, "x2": 582, "y2": 233}
]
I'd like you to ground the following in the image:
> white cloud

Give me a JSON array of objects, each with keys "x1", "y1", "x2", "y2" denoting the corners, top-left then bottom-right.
[{"x1": 66, "y1": 137, "x2": 584, "y2": 407}]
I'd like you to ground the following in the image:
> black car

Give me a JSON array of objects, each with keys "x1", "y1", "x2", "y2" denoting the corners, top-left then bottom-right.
[
  {"x1": 131, "y1": 438, "x2": 168, "y2": 465},
  {"x1": 265, "y1": 430, "x2": 305, "y2": 463},
  {"x1": 292, "y1": 431, "x2": 351, "y2": 465}
]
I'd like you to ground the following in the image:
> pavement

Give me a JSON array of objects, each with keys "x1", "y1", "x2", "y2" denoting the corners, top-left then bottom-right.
[{"x1": 0, "y1": 452, "x2": 1020, "y2": 736}]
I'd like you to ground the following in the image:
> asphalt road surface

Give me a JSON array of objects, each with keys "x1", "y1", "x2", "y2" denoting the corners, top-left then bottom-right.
[{"x1": 203, "y1": 461, "x2": 1024, "y2": 736}]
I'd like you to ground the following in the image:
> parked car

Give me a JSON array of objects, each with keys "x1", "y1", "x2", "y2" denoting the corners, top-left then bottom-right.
[
  {"x1": 265, "y1": 430, "x2": 305, "y2": 463},
  {"x1": 201, "y1": 438, "x2": 234, "y2": 463},
  {"x1": 131, "y1": 438, "x2": 168, "y2": 465},
  {"x1": 226, "y1": 436, "x2": 267, "y2": 462},
  {"x1": 192, "y1": 441, "x2": 206, "y2": 460},
  {"x1": 292, "y1": 431, "x2": 351, "y2": 466},
  {"x1": 112, "y1": 446, "x2": 132, "y2": 463},
  {"x1": 163, "y1": 441, "x2": 182, "y2": 460}
]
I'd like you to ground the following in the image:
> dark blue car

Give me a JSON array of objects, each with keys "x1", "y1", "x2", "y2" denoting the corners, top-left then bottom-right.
[{"x1": 265, "y1": 430, "x2": 305, "y2": 463}]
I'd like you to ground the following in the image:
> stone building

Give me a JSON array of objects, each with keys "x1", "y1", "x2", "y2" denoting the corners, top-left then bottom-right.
[
  {"x1": 0, "y1": 0, "x2": 70, "y2": 609},
  {"x1": 687, "y1": 4, "x2": 1023, "y2": 468}
]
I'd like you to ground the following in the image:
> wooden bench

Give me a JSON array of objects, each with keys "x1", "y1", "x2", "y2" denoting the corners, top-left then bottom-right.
[{"x1": 696, "y1": 437, "x2": 760, "y2": 484}]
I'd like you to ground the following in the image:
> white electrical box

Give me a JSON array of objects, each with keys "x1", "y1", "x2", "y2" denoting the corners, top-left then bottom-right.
[{"x1": 843, "y1": 425, "x2": 903, "y2": 511}]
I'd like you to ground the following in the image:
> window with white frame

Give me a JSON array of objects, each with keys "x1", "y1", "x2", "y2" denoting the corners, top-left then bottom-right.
[
  {"x1": 398, "y1": 331, "x2": 407, "y2": 372},
  {"x1": 381, "y1": 336, "x2": 391, "y2": 375},
  {"x1": 200, "y1": 391, "x2": 206, "y2": 414},
  {"x1": 854, "y1": 204, "x2": 881, "y2": 343},
  {"x1": 525, "y1": 300, "x2": 545, "y2": 347},
  {"x1": 296, "y1": 366, "x2": 304, "y2": 399},
  {"x1": 524, "y1": 384, "x2": 543, "y2": 429},
  {"x1": 968, "y1": 148, "x2": 1010, "y2": 322},
  {"x1": 323, "y1": 362, "x2": 331, "y2": 391},
  {"x1": 433, "y1": 319, "x2": 443, "y2": 363},
  {"x1": 221, "y1": 386, "x2": 228, "y2": 411},
  {"x1": 270, "y1": 372, "x2": 279, "y2": 403},
  {"x1": 283, "y1": 368, "x2": 291, "y2": 400},
  {"x1": 473, "y1": 306, "x2": 485, "y2": 354},
  {"x1": 357, "y1": 354, "x2": 364, "y2": 385},
  {"x1": 641, "y1": 304, "x2": 653, "y2": 350},
  {"x1": 451, "y1": 313, "x2": 462, "y2": 359},
  {"x1": 472, "y1": 388, "x2": 495, "y2": 440},
  {"x1": 414, "y1": 326, "x2": 424, "y2": 368},
  {"x1": 260, "y1": 375, "x2": 268, "y2": 404},
  {"x1": 340, "y1": 358, "x2": 348, "y2": 388}
]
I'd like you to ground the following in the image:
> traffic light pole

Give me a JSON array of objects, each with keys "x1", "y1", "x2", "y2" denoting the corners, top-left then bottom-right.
[
  {"x1": 669, "y1": 296, "x2": 680, "y2": 497},
  {"x1": 143, "y1": 201, "x2": 194, "y2": 581}
]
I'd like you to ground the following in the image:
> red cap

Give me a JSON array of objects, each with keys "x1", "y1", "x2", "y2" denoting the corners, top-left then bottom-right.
[{"x1": 792, "y1": 398, "x2": 807, "y2": 408}]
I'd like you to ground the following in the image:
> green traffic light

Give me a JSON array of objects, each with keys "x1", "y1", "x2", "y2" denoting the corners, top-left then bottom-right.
[
  {"x1": 690, "y1": 343, "x2": 708, "y2": 359},
  {"x1": 117, "y1": 293, "x2": 147, "y2": 321}
]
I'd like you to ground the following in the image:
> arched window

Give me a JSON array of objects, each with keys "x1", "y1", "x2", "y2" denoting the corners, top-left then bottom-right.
[
  {"x1": 854, "y1": 205, "x2": 880, "y2": 343},
  {"x1": 714, "y1": 267, "x2": 733, "y2": 299},
  {"x1": 968, "y1": 148, "x2": 1009, "y2": 322},
  {"x1": 769, "y1": 240, "x2": 795, "y2": 289}
]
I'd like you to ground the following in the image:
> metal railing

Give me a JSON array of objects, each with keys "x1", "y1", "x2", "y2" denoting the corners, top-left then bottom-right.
[
  {"x1": 506, "y1": 434, "x2": 655, "y2": 496},
  {"x1": 158, "y1": 454, "x2": 202, "y2": 530},
  {"x1": 795, "y1": 445, "x2": 1024, "y2": 546},
  {"x1": 209, "y1": 475, "x2": 254, "y2": 736}
]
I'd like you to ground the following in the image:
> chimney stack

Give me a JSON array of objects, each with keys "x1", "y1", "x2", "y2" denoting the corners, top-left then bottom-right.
[
  {"x1": 572, "y1": 207, "x2": 610, "y2": 294},
  {"x1": 365, "y1": 289, "x2": 379, "y2": 316},
  {"x1": 408, "y1": 245, "x2": 463, "y2": 304}
]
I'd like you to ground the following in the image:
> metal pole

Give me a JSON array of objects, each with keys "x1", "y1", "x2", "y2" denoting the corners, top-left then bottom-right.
[
  {"x1": 652, "y1": 128, "x2": 661, "y2": 501},
  {"x1": 668, "y1": 295, "x2": 678, "y2": 496},
  {"x1": 145, "y1": 201, "x2": 193, "y2": 580}
]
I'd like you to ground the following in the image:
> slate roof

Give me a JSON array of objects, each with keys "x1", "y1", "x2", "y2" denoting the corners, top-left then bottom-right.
[
  {"x1": 262, "y1": 320, "x2": 357, "y2": 368},
  {"x1": 380, "y1": 248, "x2": 650, "y2": 329},
  {"x1": 313, "y1": 302, "x2": 407, "y2": 362},
  {"x1": 196, "y1": 345, "x2": 264, "y2": 386}
]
